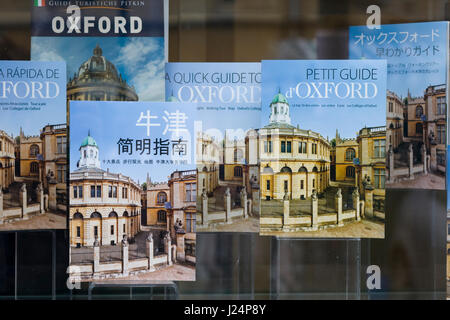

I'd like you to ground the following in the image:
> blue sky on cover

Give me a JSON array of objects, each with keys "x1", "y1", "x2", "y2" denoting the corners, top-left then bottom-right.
[
  {"x1": 31, "y1": 36, "x2": 165, "y2": 101},
  {"x1": 165, "y1": 63, "x2": 261, "y2": 141},
  {"x1": 349, "y1": 22, "x2": 448, "y2": 98},
  {"x1": 0, "y1": 61, "x2": 66, "y2": 138},
  {"x1": 261, "y1": 60, "x2": 386, "y2": 140},
  {"x1": 70, "y1": 101, "x2": 196, "y2": 184}
]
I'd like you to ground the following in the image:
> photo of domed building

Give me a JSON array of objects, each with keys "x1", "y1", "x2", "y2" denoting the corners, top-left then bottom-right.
[
  {"x1": 67, "y1": 44, "x2": 138, "y2": 102},
  {"x1": 258, "y1": 91, "x2": 385, "y2": 238},
  {"x1": 69, "y1": 132, "x2": 142, "y2": 248}
]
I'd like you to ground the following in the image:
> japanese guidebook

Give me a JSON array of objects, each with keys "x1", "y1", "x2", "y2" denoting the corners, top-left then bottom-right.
[
  {"x1": 349, "y1": 22, "x2": 449, "y2": 190},
  {"x1": 259, "y1": 59, "x2": 387, "y2": 238}
]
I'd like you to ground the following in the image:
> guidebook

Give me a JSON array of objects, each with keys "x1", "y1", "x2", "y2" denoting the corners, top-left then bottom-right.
[
  {"x1": 31, "y1": 0, "x2": 167, "y2": 102},
  {"x1": 0, "y1": 60, "x2": 66, "y2": 231},
  {"x1": 349, "y1": 22, "x2": 449, "y2": 190},
  {"x1": 259, "y1": 59, "x2": 386, "y2": 238},
  {"x1": 68, "y1": 100, "x2": 196, "y2": 282},
  {"x1": 165, "y1": 62, "x2": 261, "y2": 233}
]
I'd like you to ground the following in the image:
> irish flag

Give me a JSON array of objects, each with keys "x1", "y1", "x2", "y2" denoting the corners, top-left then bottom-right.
[{"x1": 34, "y1": 0, "x2": 46, "y2": 6}]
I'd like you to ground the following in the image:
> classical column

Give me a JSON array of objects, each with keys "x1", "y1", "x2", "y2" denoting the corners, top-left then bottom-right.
[
  {"x1": 421, "y1": 144, "x2": 427, "y2": 174},
  {"x1": 0, "y1": 187, "x2": 4, "y2": 224},
  {"x1": 164, "y1": 233, "x2": 172, "y2": 266},
  {"x1": 282, "y1": 191, "x2": 290, "y2": 231},
  {"x1": 335, "y1": 188, "x2": 343, "y2": 226},
  {"x1": 352, "y1": 188, "x2": 360, "y2": 221},
  {"x1": 388, "y1": 145, "x2": 394, "y2": 183},
  {"x1": 93, "y1": 236, "x2": 100, "y2": 277},
  {"x1": 122, "y1": 235, "x2": 129, "y2": 276},
  {"x1": 224, "y1": 187, "x2": 231, "y2": 223},
  {"x1": 146, "y1": 233, "x2": 155, "y2": 271},
  {"x1": 202, "y1": 189, "x2": 208, "y2": 225},
  {"x1": 311, "y1": 190, "x2": 318, "y2": 230},
  {"x1": 240, "y1": 186, "x2": 248, "y2": 219},
  {"x1": 36, "y1": 183, "x2": 44, "y2": 214},
  {"x1": 364, "y1": 185, "x2": 374, "y2": 218},
  {"x1": 48, "y1": 180, "x2": 57, "y2": 211},
  {"x1": 408, "y1": 143, "x2": 414, "y2": 180},
  {"x1": 19, "y1": 183, "x2": 27, "y2": 219}
]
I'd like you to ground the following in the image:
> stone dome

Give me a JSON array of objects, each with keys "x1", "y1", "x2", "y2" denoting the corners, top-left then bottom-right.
[{"x1": 77, "y1": 44, "x2": 120, "y2": 81}]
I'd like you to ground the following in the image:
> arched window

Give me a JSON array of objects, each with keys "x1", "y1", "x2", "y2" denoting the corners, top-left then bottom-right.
[
  {"x1": 84, "y1": 150, "x2": 87, "y2": 158},
  {"x1": 234, "y1": 166, "x2": 243, "y2": 177},
  {"x1": 0, "y1": 162, "x2": 3, "y2": 168},
  {"x1": 90, "y1": 211, "x2": 102, "y2": 219},
  {"x1": 345, "y1": 148, "x2": 356, "y2": 161},
  {"x1": 234, "y1": 148, "x2": 243, "y2": 163},
  {"x1": 263, "y1": 165, "x2": 274, "y2": 174},
  {"x1": 30, "y1": 162, "x2": 39, "y2": 174},
  {"x1": 346, "y1": 166, "x2": 355, "y2": 178},
  {"x1": 280, "y1": 166, "x2": 292, "y2": 173},
  {"x1": 73, "y1": 212, "x2": 83, "y2": 219},
  {"x1": 312, "y1": 166, "x2": 318, "y2": 173},
  {"x1": 298, "y1": 166, "x2": 307, "y2": 173},
  {"x1": 415, "y1": 105, "x2": 423, "y2": 118},
  {"x1": 157, "y1": 210, "x2": 167, "y2": 222},
  {"x1": 29, "y1": 144, "x2": 39, "y2": 157},
  {"x1": 108, "y1": 211, "x2": 118, "y2": 218},
  {"x1": 416, "y1": 123, "x2": 423, "y2": 134},
  {"x1": 157, "y1": 191, "x2": 167, "y2": 204}
]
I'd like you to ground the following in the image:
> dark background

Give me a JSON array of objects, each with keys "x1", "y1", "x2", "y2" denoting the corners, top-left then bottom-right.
[{"x1": 0, "y1": 0, "x2": 447, "y2": 299}]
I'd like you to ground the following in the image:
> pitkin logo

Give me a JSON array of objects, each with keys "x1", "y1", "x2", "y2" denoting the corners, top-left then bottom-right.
[{"x1": 34, "y1": 0, "x2": 46, "y2": 6}]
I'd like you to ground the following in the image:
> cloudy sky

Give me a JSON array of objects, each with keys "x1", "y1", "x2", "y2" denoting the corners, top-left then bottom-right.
[
  {"x1": 31, "y1": 36, "x2": 165, "y2": 101},
  {"x1": 70, "y1": 101, "x2": 196, "y2": 184},
  {"x1": 349, "y1": 22, "x2": 447, "y2": 99}
]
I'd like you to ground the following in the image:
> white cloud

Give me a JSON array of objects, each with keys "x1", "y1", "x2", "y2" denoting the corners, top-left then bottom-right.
[
  {"x1": 131, "y1": 55, "x2": 165, "y2": 101},
  {"x1": 31, "y1": 40, "x2": 65, "y2": 62},
  {"x1": 113, "y1": 38, "x2": 160, "y2": 72}
]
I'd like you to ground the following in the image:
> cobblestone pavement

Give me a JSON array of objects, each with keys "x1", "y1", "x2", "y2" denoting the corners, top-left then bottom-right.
[
  {"x1": 197, "y1": 216, "x2": 259, "y2": 233},
  {"x1": 71, "y1": 229, "x2": 166, "y2": 264},
  {"x1": 91, "y1": 263, "x2": 196, "y2": 282},
  {"x1": 261, "y1": 219, "x2": 384, "y2": 238},
  {"x1": 387, "y1": 173, "x2": 445, "y2": 190},
  {"x1": 0, "y1": 212, "x2": 66, "y2": 231}
]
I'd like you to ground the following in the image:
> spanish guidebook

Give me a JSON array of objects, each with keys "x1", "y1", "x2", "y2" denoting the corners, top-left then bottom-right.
[
  {"x1": 0, "y1": 61, "x2": 66, "y2": 231},
  {"x1": 69, "y1": 100, "x2": 196, "y2": 282},
  {"x1": 165, "y1": 62, "x2": 261, "y2": 233},
  {"x1": 259, "y1": 59, "x2": 386, "y2": 238}
]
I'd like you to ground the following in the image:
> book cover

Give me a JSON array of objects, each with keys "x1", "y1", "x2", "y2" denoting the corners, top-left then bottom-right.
[
  {"x1": 259, "y1": 59, "x2": 386, "y2": 238},
  {"x1": 69, "y1": 100, "x2": 196, "y2": 282},
  {"x1": 0, "y1": 60, "x2": 66, "y2": 231},
  {"x1": 165, "y1": 62, "x2": 261, "y2": 233},
  {"x1": 31, "y1": 0, "x2": 167, "y2": 102},
  {"x1": 349, "y1": 22, "x2": 449, "y2": 190}
]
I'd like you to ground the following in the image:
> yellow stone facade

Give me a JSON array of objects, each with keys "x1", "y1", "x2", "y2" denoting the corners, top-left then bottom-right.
[
  {"x1": 69, "y1": 134, "x2": 141, "y2": 247},
  {"x1": 19, "y1": 133, "x2": 42, "y2": 179},
  {"x1": 356, "y1": 127, "x2": 386, "y2": 211},
  {"x1": 334, "y1": 135, "x2": 358, "y2": 183},
  {"x1": 259, "y1": 129, "x2": 330, "y2": 200},
  {"x1": 387, "y1": 90, "x2": 404, "y2": 150},
  {"x1": 146, "y1": 182, "x2": 170, "y2": 226},
  {"x1": 0, "y1": 130, "x2": 15, "y2": 189}
]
